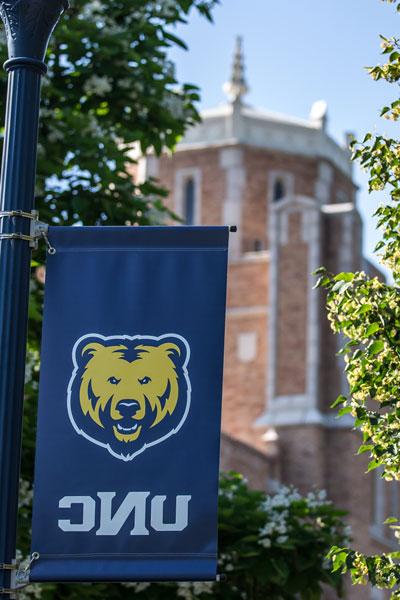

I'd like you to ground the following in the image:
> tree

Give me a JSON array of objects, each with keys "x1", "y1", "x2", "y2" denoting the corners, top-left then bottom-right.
[
  {"x1": 314, "y1": 1, "x2": 400, "y2": 596},
  {"x1": 0, "y1": 0, "x2": 218, "y2": 228}
]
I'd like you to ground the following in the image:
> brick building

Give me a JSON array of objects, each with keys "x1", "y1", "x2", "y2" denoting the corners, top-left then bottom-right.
[{"x1": 134, "y1": 39, "x2": 396, "y2": 599}]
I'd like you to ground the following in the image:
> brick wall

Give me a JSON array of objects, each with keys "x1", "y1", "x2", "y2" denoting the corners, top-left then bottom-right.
[
  {"x1": 150, "y1": 142, "x2": 389, "y2": 600},
  {"x1": 220, "y1": 433, "x2": 272, "y2": 490},
  {"x1": 275, "y1": 211, "x2": 308, "y2": 396}
]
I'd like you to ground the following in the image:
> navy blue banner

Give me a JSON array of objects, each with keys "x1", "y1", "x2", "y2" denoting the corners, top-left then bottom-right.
[{"x1": 30, "y1": 226, "x2": 228, "y2": 583}]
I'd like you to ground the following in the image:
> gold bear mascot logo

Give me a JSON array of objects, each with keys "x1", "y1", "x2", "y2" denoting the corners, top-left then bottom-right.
[{"x1": 67, "y1": 334, "x2": 191, "y2": 461}]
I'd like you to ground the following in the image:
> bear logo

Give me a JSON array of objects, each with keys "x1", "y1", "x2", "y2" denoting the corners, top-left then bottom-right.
[{"x1": 67, "y1": 333, "x2": 191, "y2": 461}]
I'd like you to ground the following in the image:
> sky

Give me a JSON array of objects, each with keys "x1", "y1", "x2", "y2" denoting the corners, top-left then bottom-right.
[{"x1": 169, "y1": 0, "x2": 398, "y2": 272}]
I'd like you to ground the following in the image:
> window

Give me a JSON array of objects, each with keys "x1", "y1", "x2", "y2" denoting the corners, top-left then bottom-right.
[
  {"x1": 184, "y1": 178, "x2": 195, "y2": 225},
  {"x1": 175, "y1": 168, "x2": 201, "y2": 225},
  {"x1": 273, "y1": 179, "x2": 285, "y2": 202}
]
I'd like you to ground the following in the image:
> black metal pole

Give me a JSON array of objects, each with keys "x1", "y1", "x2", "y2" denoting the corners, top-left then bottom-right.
[{"x1": 0, "y1": 2, "x2": 66, "y2": 596}]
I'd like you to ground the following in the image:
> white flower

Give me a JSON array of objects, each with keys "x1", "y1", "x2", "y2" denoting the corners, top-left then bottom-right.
[
  {"x1": 277, "y1": 525, "x2": 287, "y2": 535},
  {"x1": 119, "y1": 77, "x2": 133, "y2": 90},
  {"x1": 259, "y1": 523, "x2": 274, "y2": 536},
  {"x1": 82, "y1": 0, "x2": 103, "y2": 17},
  {"x1": 277, "y1": 536, "x2": 288, "y2": 544},
  {"x1": 83, "y1": 75, "x2": 113, "y2": 96},
  {"x1": 306, "y1": 489, "x2": 330, "y2": 508},
  {"x1": 123, "y1": 582, "x2": 151, "y2": 592},
  {"x1": 193, "y1": 582, "x2": 214, "y2": 594},
  {"x1": 47, "y1": 127, "x2": 64, "y2": 143},
  {"x1": 19, "y1": 479, "x2": 33, "y2": 508},
  {"x1": 177, "y1": 582, "x2": 194, "y2": 600},
  {"x1": 259, "y1": 537, "x2": 271, "y2": 548}
]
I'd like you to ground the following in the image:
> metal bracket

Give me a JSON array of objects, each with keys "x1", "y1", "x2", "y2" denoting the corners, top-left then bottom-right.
[
  {"x1": 29, "y1": 212, "x2": 49, "y2": 250},
  {"x1": 0, "y1": 210, "x2": 54, "y2": 253},
  {"x1": 0, "y1": 564, "x2": 16, "y2": 571},
  {"x1": 0, "y1": 552, "x2": 40, "y2": 597}
]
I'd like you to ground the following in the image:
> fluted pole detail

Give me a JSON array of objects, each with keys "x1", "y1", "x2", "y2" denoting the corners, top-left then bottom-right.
[{"x1": 0, "y1": 1, "x2": 67, "y2": 596}]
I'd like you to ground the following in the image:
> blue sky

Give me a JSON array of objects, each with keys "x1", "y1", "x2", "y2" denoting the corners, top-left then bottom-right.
[{"x1": 169, "y1": 0, "x2": 398, "y2": 272}]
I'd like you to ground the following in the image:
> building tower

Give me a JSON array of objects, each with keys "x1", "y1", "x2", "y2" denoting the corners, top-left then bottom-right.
[{"x1": 135, "y1": 38, "x2": 395, "y2": 599}]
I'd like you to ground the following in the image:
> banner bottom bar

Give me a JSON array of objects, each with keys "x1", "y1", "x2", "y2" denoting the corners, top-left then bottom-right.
[{"x1": 30, "y1": 557, "x2": 218, "y2": 583}]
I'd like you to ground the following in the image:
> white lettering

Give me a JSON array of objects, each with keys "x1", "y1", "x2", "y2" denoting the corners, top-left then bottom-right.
[
  {"x1": 96, "y1": 491, "x2": 150, "y2": 536},
  {"x1": 57, "y1": 492, "x2": 191, "y2": 535},
  {"x1": 151, "y1": 495, "x2": 191, "y2": 532},
  {"x1": 58, "y1": 496, "x2": 96, "y2": 532}
]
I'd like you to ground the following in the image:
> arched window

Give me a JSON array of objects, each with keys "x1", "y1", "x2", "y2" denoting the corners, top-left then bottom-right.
[
  {"x1": 184, "y1": 178, "x2": 195, "y2": 225},
  {"x1": 273, "y1": 179, "x2": 285, "y2": 202}
]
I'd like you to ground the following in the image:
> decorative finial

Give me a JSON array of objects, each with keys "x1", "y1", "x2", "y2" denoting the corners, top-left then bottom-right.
[
  {"x1": 310, "y1": 100, "x2": 328, "y2": 130},
  {"x1": 223, "y1": 36, "x2": 249, "y2": 103}
]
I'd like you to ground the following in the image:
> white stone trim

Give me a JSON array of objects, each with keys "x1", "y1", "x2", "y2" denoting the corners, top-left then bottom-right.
[
  {"x1": 179, "y1": 104, "x2": 353, "y2": 177},
  {"x1": 305, "y1": 202, "x2": 321, "y2": 412},
  {"x1": 314, "y1": 161, "x2": 333, "y2": 205},
  {"x1": 265, "y1": 188, "x2": 279, "y2": 404},
  {"x1": 232, "y1": 250, "x2": 270, "y2": 263},
  {"x1": 174, "y1": 167, "x2": 202, "y2": 225},
  {"x1": 237, "y1": 332, "x2": 258, "y2": 363},
  {"x1": 227, "y1": 306, "x2": 268, "y2": 317},
  {"x1": 321, "y1": 202, "x2": 354, "y2": 214},
  {"x1": 279, "y1": 212, "x2": 289, "y2": 246},
  {"x1": 219, "y1": 147, "x2": 245, "y2": 259},
  {"x1": 256, "y1": 396, "x2": 354, "y2": 428}
]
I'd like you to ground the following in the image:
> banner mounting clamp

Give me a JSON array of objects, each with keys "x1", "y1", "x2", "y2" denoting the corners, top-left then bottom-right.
[
  {"x1": 0, "y1": 552, "x2": 40, "y2": 597},
  {"x1": 0, "y1": 210, "x2": 55, "y2": 252}
]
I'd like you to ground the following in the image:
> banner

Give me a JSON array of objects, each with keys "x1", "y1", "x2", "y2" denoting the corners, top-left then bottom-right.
[{"x1": 30, "y1": 226, "x2": 229, "y2": 583}]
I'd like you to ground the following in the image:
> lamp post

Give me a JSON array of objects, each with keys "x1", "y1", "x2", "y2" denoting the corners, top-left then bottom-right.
[{"x1": 0, "y1": 1, "x2": 66, "y2": 596}]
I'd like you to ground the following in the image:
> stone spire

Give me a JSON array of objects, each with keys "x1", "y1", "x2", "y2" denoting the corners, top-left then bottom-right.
[{"x1": 223, "y1": 36, "x2": 249, "y2": 103}]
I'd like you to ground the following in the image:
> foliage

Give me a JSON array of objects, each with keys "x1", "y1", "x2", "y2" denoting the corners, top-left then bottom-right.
[
  {"x1": 18, "y1": 473, "x2": 348, "y2": 600},
  {"x1": 314, "y1": 0, "x2": 400, "y2": 596},
  {"x1": 0, "y1": 0, "x2": 218, "y2": 229}
]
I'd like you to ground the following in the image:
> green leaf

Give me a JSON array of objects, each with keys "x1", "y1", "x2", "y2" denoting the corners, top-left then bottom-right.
[
  {"x1": 331, "y1": 394, "x2": 347, "y2": 409},
  {"x1": 358, "y1": 304, "x2": 372, "y2": 315},
  {"x1": 384, "y1": 517, "x2": 398, "y2": 524},
  {"x1": 313, "y1": 266, "x2": 328, "y2": 275},
  {"x1": 313, "y1": 276, "x2": 330, "y2": 289},
  {"x1": 357, "y1": 445, "x2": 373, "y2": 455},
  {"x1": 334, "y1": 272, "x2": 355, "y2": 282},
  {"x1": 337, "y1": 406, "x2": 353, "y2": 417},
  {"x1": 365, "y1": 323, "x2": 380, "y2": 337},
  {"x1": 368, "y1": 340, "x2": 385, "y2": 355},
  {"x1": 367, "y1": 459, "x2": 381, "y2": 473}
]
